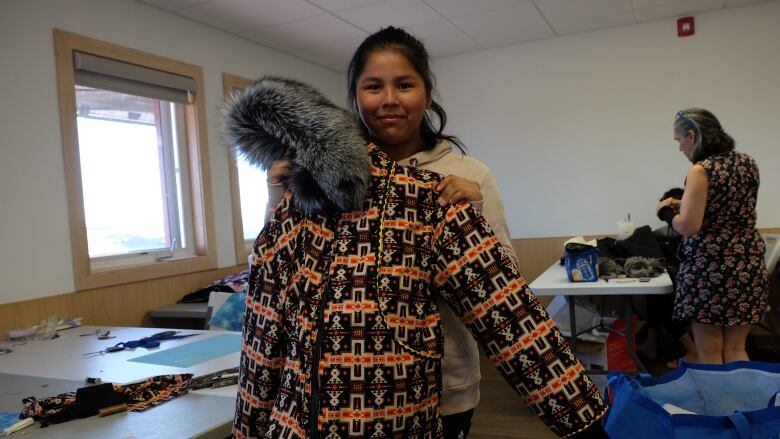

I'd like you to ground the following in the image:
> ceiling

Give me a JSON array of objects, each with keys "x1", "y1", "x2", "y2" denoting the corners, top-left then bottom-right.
[{"x1": 137, "y1": 0, "x2": 774, "y2": 72}]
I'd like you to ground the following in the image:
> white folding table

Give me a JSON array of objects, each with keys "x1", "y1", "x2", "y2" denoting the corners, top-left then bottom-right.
[
  {"x1": 529, "y1": 263, "x2": 673, "y2": 372},
  {"x1": 0, "y1": 326, "x2": 240, "y2": 438}
]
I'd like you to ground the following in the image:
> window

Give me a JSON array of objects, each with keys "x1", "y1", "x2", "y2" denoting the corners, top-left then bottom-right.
[
  {"x1": 54, "y1": 29, "x2": 216, "y2": 290},
  {"x1": 223, "y1": 73, "x2": 268, "y2": 264}
]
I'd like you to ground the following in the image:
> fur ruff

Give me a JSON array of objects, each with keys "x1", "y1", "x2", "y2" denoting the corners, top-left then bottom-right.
[{"x1": 223, "y1": 76, "x2": 370, "y2": 215}]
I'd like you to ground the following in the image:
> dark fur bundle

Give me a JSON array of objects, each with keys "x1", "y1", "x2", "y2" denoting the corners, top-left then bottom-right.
[{"x1": 223, "y1": 76, "x2": 370, "y2": 214}]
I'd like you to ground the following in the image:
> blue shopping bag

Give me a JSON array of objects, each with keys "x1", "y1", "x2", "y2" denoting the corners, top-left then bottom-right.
[{"x1": 604, "y1": 361, "x2": 780, "y2": 439}]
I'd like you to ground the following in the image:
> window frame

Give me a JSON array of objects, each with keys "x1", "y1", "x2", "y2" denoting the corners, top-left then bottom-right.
[
  {"x1": 54, "y1": 29, "x2": 216, "y2": 290},
  {"x1": 223, "y1": 73, "x2": 261, "y2": 266}
]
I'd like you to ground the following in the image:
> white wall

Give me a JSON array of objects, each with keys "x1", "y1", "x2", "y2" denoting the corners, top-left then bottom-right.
[
  {"x1": 433, "y1": 1, "x2": 780, "y2": 238},
  {"x1": 0, "y1": 0, "x2": 344, "y2": 303}
]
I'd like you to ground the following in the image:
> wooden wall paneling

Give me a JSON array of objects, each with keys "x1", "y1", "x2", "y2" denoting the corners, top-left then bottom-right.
[
  {"x1": 0, "y1": 265, "x2": 244, "y2": 336},
  {"x1": 3, "y1": 228, "x2": 776, "y2": 337}
]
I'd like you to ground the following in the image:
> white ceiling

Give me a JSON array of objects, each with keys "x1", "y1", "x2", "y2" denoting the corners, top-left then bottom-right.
[{"x1": 137, "y1": 0, "x2": 775, "y2": 72}]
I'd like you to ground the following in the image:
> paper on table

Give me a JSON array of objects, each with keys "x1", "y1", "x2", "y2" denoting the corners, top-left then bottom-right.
[{"x1": 128, "y1": 334, "x2": 241, "y2": 368}]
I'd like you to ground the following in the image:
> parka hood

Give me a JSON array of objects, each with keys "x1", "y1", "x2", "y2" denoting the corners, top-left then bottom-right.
[{"x1": 222, "y1": 76, "x2": 370, "y2": 215}]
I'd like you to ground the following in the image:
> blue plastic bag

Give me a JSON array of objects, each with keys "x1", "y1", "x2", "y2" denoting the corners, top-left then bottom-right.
[
  {"x1": 605, "y1": 361, "x2": 780, "y2": 439},
  {"x1": 564, "y1": 246, "x2": 599, "y2": 282}
]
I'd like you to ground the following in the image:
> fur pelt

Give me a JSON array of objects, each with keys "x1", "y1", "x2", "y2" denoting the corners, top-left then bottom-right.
[{"x1": 223, "y1": 76, "x2": 370, "y2": 215}]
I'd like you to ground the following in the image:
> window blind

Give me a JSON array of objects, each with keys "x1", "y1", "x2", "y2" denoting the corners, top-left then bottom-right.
[{"x1": 73, "y1": 51, "x2": 196, "y2": 104}]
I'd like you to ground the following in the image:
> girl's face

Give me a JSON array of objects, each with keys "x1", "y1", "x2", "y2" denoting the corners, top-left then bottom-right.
[
  {"x1": 674, "y1": 129, "x2": 695, "y2": 159},
  {"x1": 356, "y1": 50, "x2": 431, "y2": 161}
]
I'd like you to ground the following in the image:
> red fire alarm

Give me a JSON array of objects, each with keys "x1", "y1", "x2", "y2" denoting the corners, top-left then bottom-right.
[{"x1": 677, "y1": 16, "x2": 695, "y2": 37}]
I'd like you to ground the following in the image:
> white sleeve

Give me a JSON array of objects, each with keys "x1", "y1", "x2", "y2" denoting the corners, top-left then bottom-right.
[{"x1": 264, "y1": 182, "x2": 286, "y2": 224}]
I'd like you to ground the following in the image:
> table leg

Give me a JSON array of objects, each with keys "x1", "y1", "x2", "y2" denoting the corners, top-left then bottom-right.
[{"x1": 625, "y1": 296, "x2": 647, "y2": 373}]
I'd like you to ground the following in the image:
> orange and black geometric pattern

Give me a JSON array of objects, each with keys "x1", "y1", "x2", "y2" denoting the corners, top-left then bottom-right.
[{"x1": 234, "y1": 145, "x2": 606, "y2": 439}]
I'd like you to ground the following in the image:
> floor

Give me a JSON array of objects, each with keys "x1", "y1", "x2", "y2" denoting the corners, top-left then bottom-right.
[
  {"x1": 468, "y1": 328, "x2": 780, "y2": 439},
  {"x1": 469, "y1": 355, "x2": 557, "y2": 439}
]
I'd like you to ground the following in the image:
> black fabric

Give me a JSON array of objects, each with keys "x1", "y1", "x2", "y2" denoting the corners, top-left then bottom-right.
[
  {"x1": 644, "y1": 226, "x2": 686, "y2": 338},
  {"x1": 657, "y1": 206, "x2": 676, "y2": 226},
  {"x1": 597, "y1": 225, "x2": 664, "y2": 260},
  {"x1": 653, "y1": 225, "x2": 682, "y2": 278},
  {"x1": 38, "y1": 384, "x2": 127, "y2": 425},
  {"x1": 74, "y1": 383, "x2": 126, "y2": 418},
  {"x1": 178, "y1": 284, "x2": 235, "y2": 303},
  {"x1": 442, "y1": 409, "x2": 474, "y2": 439},
  {"x1": 644, "y1": 292, "x2": 687, "y2": 339}
]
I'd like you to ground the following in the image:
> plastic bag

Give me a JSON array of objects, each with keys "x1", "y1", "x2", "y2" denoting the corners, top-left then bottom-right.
[{"x1": 605, "y1": 361, "x2": 780, "y2": 439}]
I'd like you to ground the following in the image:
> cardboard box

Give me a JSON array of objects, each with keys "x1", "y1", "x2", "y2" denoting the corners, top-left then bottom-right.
[{"x1": 574, "y1": 315, "x2": 640, "y2": 372}]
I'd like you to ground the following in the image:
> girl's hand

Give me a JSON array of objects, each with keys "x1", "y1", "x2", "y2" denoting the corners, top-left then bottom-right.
[
  {"x1": 435, "y1": 175, "x2": 482, "y2": 207},
  {"x1": 267, "y1": 159, "x2": 291, "y2": 186}
]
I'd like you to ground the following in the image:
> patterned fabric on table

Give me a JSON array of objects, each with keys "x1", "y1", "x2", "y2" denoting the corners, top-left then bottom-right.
[
  {"x1": 21, "y1": 374, "x2": 193, "y2": 424},
  {"x1": 673, "y1": 150, "x2": 769, "y2": 325},
  {"x1": 179, "y1": 269, "x2": 250, "y2": 303},
  {"x1": 234, "y1": 145, "x2": 607, "y2": 439},
  {"x1": 209, "y1": 291, "x2": 248, "y2": 331}
]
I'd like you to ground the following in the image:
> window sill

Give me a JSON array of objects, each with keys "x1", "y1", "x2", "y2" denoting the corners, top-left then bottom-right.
[{"x1": 75, "y1": 253, "x2": 217, "y2": 291}]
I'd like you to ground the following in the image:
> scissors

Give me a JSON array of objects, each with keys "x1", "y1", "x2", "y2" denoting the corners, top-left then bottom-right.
[
  {"x1": 80, "y1": 329, "x2": 116, "y2": 339},
  {"x1": 83, "y1": 331, "x2": 195, "y2": 358}
]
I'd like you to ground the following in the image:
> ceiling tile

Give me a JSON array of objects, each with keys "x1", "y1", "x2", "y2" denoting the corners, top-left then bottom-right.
[
  {"x1": 450, "y1": 1, "x2": 555, "y2": 47},
  {"x1": 178, "y1": 0, "x2": 322, "y2": 33},
  {"x1": 421, "y1": 0, "x2": 525, "y2": 17},
  {"x1": 306, "y1": 0, "x2": 385, "y2": 12},
  {"x1": 534, "y1": 0, "x2": 633, "y2": 20},
  {"x1": 406, "y1": 19, "x2": 482, "y2": 58},
  {"x1": 241, "y1": 15, "x2": 366, "y2": 51},
  {"x1": 295, "y1": 35, "x2": 368, "y2": 72},
  {"x1": 535, "y1": 0, "x2": 636, "y2": 34},
  {"x1": 333, "y1": 0, "x2": 444, "y2": 32},
  {"x1": 635, "y1": 0, "x2": 724, "y2": 22},
  {"x1": 137, "y1": 0, "x2": 211, "y2": 11},
  {"x1": 725, "y1": 0, "x2": 773, "y2": 5},
  {"x1": 551, "y1": 10, "x2": 637, "y2": 34}
]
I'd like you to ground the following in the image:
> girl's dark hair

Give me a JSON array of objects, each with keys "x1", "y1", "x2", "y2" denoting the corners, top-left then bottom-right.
[
  {"x1": 659, "y1": 187, "x2": 684, "y2": 202},
  {"x1": 346, "y1": 26, "x2": 465, "y2": 153},
  {"x1": 673, "y1": 108, "x2": 735, "y2": 163}
]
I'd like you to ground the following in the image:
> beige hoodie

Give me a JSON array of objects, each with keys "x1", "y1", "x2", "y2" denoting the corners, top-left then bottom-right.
[
  {"x1": 263, "y1": 140, "x2": 518, "y2": 416},
  {"x1": 398, "y1": 140, "x2": 518, "y2": 416}
]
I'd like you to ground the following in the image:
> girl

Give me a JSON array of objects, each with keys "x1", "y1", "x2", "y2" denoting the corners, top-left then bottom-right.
[
  {"x1": 263, "y1": 26, "x2": 518, "y2": 439},
  {"x1": 229, "y1": 28, "x2": 608, "y2": 439}
]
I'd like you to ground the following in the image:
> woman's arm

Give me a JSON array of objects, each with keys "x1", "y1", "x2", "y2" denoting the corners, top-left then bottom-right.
[{"x1": 673, "y1": 165, "x2": 708, "y2": 236}]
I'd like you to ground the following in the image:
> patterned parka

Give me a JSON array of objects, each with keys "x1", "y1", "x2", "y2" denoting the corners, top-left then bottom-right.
[{"x1": 225, "y1": 78, "x2": 607, "y2": 439}]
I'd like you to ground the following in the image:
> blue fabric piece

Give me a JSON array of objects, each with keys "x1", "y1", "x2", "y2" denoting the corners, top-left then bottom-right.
[
  {"x1": 128, "y1": 334, "x2": 241, "y2": 368},
  {"x1": 0, "y1": 412, "x2": 20, "y2": 432},
  {"x1": 605, "y1": 361, "x2": 780, "y2": 439},
  {"x1": 208, "y1": 292, "x2": 247, "y2": 331}
]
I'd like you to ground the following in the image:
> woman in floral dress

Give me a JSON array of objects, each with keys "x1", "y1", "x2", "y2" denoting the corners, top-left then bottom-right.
[{"x1": 656, "y1": 108, "x2": 768, "y2": 364}]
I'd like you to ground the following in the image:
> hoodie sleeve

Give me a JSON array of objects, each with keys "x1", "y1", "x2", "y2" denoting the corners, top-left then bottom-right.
[
  {"x1": 471, "y1": 169, "x2": 519, "y2": 268},
  {"x1": 234, "y1": 196, "x2": 291, "y2": 439},
  {"x1": 431, "y1": 202, "x2": 607, "y2": 438},
  {"x1": 263, "y1": 181, "x2": 286, "y2": 224}
]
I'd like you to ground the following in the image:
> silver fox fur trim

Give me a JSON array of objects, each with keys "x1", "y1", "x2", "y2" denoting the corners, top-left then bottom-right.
[{"x1": 223, "y1": 76, "x2": 370, "y2": 215}]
